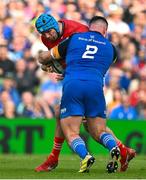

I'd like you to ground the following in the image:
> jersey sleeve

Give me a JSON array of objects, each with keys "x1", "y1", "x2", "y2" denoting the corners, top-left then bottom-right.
[
  {"x1": 41, "y1": 36, "x2": 50, "y2": 49},
  {"x1": 58, "y1": 38, "x2": 71, "y2": 58},
  {"x1": 112, "y1": 44, "x2": 118, "y2": 63},
  {"x1": 51, "y1": 37, "x2": 71, "y2": 60}
]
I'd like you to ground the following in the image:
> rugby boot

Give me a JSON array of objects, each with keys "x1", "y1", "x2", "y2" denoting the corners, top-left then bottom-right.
[
  {"x1": 120, "y1": 147, "x2": 136, "y2": 172},
  {"x1": 35, "y1": 154, "x2": 58, "y2": 172},
  {"x1": 79, "y1": 154, "x2": 95, "y2": 173},
  {"x1": 106, "y1": 146, "x2": 120, "y2": 173}
]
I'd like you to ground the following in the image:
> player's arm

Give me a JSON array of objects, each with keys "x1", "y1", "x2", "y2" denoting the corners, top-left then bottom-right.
[{"x1": 38, "y1": 37, "x2": 71, "y2": 65}]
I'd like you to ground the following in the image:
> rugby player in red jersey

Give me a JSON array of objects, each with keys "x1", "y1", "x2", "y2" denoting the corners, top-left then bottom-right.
[{"x1": 34, "y1": 13, "x2": 136, "y2": 172}]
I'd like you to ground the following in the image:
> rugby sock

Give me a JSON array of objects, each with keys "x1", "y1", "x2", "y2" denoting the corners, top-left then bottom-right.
[
  {"x1": 100, "y1": 132, "x2": 117, "y2": 151},
  {"x1": 51, "y1": 137, "x2": 65, "y2": 159},
  {"x1": 71, "y1": 138, "x2": 88, "y2": 159},
  {"x1": 117, "y1": 141, "x2": 125, "y2": 150},
  {"x1": 117, "y1": 141, "x2": 127, "y2": 156}
]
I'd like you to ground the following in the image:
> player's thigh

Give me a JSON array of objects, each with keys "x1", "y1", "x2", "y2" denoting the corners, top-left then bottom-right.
[
  {"x1": 60, "y1": 80, "x2": 84, "y2": 119},
  {"x1": 84, "y1": 81, "x2": 106, "y2": 118}
]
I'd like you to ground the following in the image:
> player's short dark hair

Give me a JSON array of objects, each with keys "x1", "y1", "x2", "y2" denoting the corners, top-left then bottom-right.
[{"x1": 89, "y1": 16, "x2": 108, "y2": 27}]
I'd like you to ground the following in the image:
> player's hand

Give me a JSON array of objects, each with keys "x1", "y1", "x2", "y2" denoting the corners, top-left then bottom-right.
[
  {"x1": 56, "y1": 73, "x2": 64, "y2": 81},
  {"x1": 38, "y1": 51, "x2": 50, "y2": 65},
  {"x1": 47, "y1": 72, "x2": 64, "y2": 82}
]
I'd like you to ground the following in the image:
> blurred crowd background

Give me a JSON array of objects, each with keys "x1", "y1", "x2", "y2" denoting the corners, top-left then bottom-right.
[{"x1": 0, "y1": 0, "x2": 146, "y2": 120}]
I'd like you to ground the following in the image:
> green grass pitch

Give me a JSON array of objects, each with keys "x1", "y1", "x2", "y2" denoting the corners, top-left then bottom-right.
[{"x1": 0, "y1": 154, "x2": 146, "y2": 179}]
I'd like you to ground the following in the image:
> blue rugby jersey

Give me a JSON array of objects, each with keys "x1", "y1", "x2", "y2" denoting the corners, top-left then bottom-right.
[{"x1": 58, "y1": 31, "x2": 117, "y2": 85}]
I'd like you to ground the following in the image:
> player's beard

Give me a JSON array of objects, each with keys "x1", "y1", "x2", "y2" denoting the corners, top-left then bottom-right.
[
  {"x1": 48, "y1": 34, "x2": 57, "y2": 42},
  {"x1": 50, "y1": 31, "x2": 59, "y2": 41}
]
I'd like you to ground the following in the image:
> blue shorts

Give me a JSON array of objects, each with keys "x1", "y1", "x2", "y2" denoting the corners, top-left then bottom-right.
[{"x1": 60, "y1": 80, "x2": 106, "y2": 119}]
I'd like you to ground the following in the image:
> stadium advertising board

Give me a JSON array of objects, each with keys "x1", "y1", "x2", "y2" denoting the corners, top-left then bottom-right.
[{"x1": 0, "y1": 119, "x2": 146, "y2": 154}]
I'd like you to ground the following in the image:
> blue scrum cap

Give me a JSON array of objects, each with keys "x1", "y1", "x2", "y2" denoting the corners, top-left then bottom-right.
[{"x1": 35, "y1": 13, "x2": 60, "y2": 34}]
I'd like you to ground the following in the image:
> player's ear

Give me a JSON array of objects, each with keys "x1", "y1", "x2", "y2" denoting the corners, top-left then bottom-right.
[{"x1": 38, "y1": 51, "x2": 51, "y2": 65}]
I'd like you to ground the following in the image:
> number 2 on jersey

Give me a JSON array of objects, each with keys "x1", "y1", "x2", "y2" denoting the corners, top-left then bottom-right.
[{"x1": 82, "y1": 45, "x2": 98, "y2": 59}]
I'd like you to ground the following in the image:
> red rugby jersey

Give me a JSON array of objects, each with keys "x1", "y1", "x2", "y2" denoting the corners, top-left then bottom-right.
[{"x1": 41, "y1": 19, "x2": 89, "y2": 49}]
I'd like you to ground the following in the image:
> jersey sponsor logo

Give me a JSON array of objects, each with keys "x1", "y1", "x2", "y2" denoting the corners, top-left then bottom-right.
[
  {"x1": 90, "y1": 35, "x2": 95, "y2": 38},
  {"x1": 61, "y1": 108, "x2": 67, "y2": 114},
  {"x1": 78, "y1": 37, "x2": 106, "y2": 45}
]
